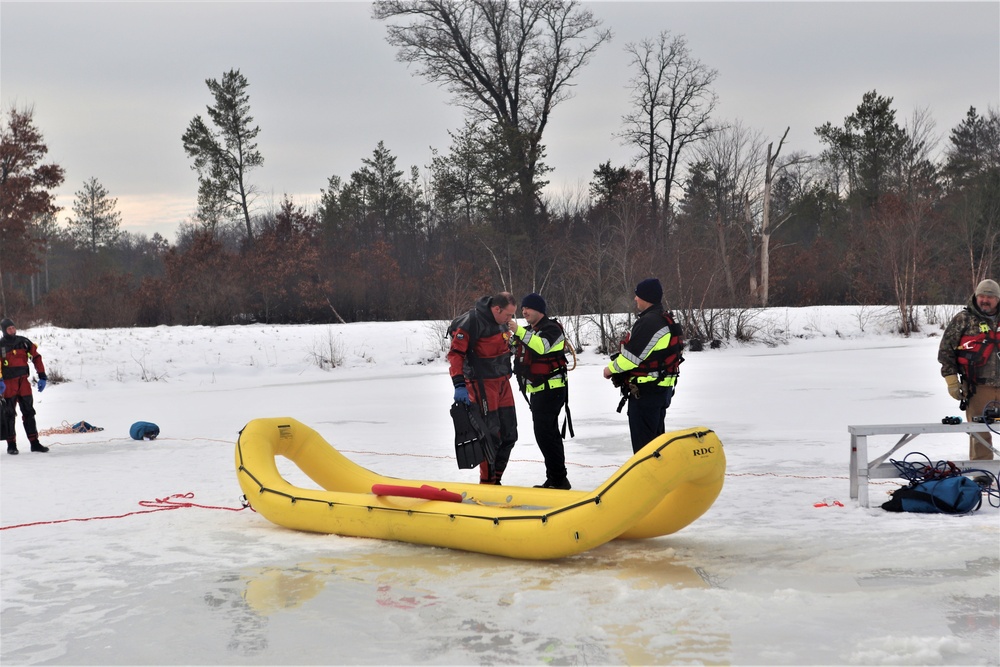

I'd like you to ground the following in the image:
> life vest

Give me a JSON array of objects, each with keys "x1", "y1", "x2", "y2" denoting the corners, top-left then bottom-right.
[
  {"x1": 620, "y1": 310, "x2": 684, "y2": 384},
  {"x1": 513, "y1": 318, "x2": 568, "y2": 387},
  {"x1": 511, "y1": 317, "x2": 575, "y2": 438},
  {"x1": 446, "y1": 300, "x2": 513, "y2": 381},
  {"x1": 955, "y1": 322, "x2": 1000, "y2": 382},
  {"x1": 0, "y1": 335, "x2": 43, "y2": 380}
]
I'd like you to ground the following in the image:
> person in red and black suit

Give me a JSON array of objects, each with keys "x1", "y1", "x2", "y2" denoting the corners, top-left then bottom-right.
[
  {"x1": 1, "y1": 317, "x2": 49, "y2": 455},
  {"x1": 448, "y1": 293, "x2": 518, "y2": 484}
]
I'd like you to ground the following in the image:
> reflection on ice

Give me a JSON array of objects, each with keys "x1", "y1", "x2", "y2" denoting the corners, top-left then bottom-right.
[
  {"x1": 856, "y1": 557, "x2": 1000, "y2": 588},
  {"x1": 228, "y1": 546, "x2": 727, "y2": 664}
]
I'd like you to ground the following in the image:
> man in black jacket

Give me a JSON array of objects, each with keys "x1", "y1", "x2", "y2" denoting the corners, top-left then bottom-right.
[
  {"x1": 509, "y1": 293, "x2": 571, "y2": 489},
  {"x1": 603, "y1": 279, "x2": 683, "y2": 454}
]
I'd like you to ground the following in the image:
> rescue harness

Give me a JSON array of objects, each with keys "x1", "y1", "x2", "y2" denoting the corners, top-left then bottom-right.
[
  {"x1": 955, "y1": 322, "x2": 1000, "y2": 409},
  {"x1": 511, "y1": 318, "x2": 575, "y2": 438},
  {"x1": 612, "y1": 310, "x2": 685, "y2": 412}
]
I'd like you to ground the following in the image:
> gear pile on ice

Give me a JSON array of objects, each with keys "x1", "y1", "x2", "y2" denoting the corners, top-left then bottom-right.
[
  {"x1": 72, "y1": 421, "x2": 103, "y2": 433},
  {"x1": 39, "y1": 420, "x2": 105, "y2": 436},
  {"x1": 881, "y1": 452, "x2": 998, "y2": 513},
  {"x1": 129, "y1": 421, "x2": 160, "y2": 440}
]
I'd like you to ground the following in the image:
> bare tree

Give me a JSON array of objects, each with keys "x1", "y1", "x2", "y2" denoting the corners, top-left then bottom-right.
[
  {"x1": 871, "y1": 193, "x2": 939, "y2": 335},
  {"x1": 619, "y1": 30, "x2": 718, "y2": 231},
  {"x1": 372, "y1": 0, "x2": 611, "y2": 229},
  {"x1": 30, "y1": 210, "x2": 60, "y2": 304},
  {"x1": 759, "y1": 127, "x2": 792, "y2": 306},
  {"x1": 943, "y1": 106, "x2": 1000, "y2": 287},
  {"x1": 694, "y1": 121, "x2": 765, "y2": 303}
]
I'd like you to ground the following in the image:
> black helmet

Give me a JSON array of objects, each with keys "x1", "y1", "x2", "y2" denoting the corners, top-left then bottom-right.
[{"x1": 0, "y1": 318, "x2": 13, "y2": 331}]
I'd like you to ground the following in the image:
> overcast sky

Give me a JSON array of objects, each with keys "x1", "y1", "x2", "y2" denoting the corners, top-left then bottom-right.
[{"x1": 3, "y1": 1, "x2": 998, "y2": 242}]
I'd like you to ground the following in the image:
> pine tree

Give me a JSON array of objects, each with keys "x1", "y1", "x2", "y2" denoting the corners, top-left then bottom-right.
[
  {"x1": 815, "y1": 90, "x2": 909, "y2": 208},
  {"x1": 182, "y1": 69, "x2": 263, "y2": 243},
  {"x1": 944, "y1": 107, "x2": 1000, "y2": 184},
  {"x1": 67, "y1": 177, "x2": 121, "y2": 253}
]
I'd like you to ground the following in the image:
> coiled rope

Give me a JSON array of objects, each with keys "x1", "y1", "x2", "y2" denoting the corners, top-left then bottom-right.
[{"x1": 888, "y1": 452, "x2": 1000, "y2": 508}]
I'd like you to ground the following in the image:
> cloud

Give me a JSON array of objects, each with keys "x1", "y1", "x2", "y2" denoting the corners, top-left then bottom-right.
[{"x1": 4, "y1": 1, "x2": 997, "y2": 239}]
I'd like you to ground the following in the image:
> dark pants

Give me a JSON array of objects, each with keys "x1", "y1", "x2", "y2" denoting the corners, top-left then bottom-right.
[
  {"x1": 479, "y1": 405, "x2": 517, "y2": 483},
  {"x1": 530, "y1": 387, "x2": 567, "y2": 483},
  {"x1": 627, "y1": 387, "x2": 673, "y2": 454},
  {"x1": 1, "y1": 393, "x2": 38, "y2": 444}
]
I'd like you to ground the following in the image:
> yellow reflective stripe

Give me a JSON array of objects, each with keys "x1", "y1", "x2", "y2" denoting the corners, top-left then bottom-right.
[
  {"x1": 643, "y1": 327, "x2": 673, "y2": 355},
  {"x1": 526, "y1": 376, "x2": 567, "y2": 393},
  {"x1": 608, "y1": 357, "x2": 631, "y2": 374},
  {"x1": 634, "y1": 374, "x2": 677, "y2": 386},
  {"x1": 612, "y1": 328, "x2": 673, "y2": 374},
  {"x1": 520, "y1": 328, "x2": 565, "y2": 356}
]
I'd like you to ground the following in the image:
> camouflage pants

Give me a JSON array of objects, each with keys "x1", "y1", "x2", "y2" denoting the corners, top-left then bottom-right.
[{"x1": 966, "y1": 385, "x2": 1000, "y2": 460}]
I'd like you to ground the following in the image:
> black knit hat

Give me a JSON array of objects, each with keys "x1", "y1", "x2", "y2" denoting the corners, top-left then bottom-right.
[
  {"x1": 634, "y1": 278, "x2": 662, "y2": 303},
  {"x1": 521, "y1": 293, "x2": 546, "y2": 314},
  {"x1": 0, "y1": 317, "x2": 13, "y2": 332}
]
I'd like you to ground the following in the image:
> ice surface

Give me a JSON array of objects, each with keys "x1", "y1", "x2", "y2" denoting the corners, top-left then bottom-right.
[{"x1": 2, "y1": 307, "x2": 997, "y2": 664}]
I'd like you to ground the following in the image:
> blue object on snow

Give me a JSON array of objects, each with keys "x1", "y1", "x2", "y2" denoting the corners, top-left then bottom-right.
[
  {"x1": 130, "y1": 421, "x2": 160, "y2": 440},
  {"x1": 72, "y1": 421, "x2": 103, "y2": 433}
]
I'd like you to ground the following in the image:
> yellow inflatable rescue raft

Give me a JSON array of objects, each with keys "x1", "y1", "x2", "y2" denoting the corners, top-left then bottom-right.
[{"x1": 235, "y1": 417, "x2": 725, "y2": 559}]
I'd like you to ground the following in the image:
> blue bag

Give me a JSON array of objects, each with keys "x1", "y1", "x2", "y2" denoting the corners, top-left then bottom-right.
[
  {"x1": 881, "y1": 476, "x2": 982, "y2": 514},
  {"x1": 129, "y1": 421, "x2": 160, "y2": 441},
  {"x1": 72, "y1": 421, "x2": 103, "y2": 433}
]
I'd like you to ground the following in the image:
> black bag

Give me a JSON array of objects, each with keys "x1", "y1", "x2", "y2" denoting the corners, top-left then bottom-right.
[{"x1": 450, "y1": 401, "x2": 497, "y2": 469}]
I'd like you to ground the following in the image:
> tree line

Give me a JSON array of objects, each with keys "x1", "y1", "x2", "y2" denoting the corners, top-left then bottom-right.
[{"x1": 1, "y1": 0, "x2": 997, "y2": 342}]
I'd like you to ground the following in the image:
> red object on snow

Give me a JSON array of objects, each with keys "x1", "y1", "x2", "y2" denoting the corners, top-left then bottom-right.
[{"x1": 371, "y1": 484, "x2": 463, "y2": 503}]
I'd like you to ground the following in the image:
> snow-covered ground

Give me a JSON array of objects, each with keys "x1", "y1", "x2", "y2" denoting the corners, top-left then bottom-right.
[{"x1": 1, "y1": 305, "x2": 997, "y2": 665}]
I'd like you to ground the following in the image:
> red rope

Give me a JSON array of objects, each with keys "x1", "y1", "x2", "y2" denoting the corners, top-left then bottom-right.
[
  {"x1": 0, "y1": 458, "x2": 859, "y2": 533},
  {"x1": 727, "y1": 472, "x2": 849, "y2": 479},
  {"x1": 342, "y1": 450, "x2": 853, "y2": 479},
  {"x1": 0, "y1": 492, "x2": 247, "y2": 531}
]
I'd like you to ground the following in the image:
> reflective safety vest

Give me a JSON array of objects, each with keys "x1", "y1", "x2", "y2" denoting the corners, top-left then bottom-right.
[
  {"x1": 613, "y1": 310, "x2": 684, "y2": 387},
  {"x1": 512, "y1": 317, "x2": 568, "y2": 392},
  {"x1": 956, "y1": 322, "x2": 1000, "y2": 382}
]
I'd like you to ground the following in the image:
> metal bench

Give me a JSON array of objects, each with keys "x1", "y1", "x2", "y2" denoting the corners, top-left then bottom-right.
[{"x1": 848, "y1": 423, "x2": 1000, "y2": 507}]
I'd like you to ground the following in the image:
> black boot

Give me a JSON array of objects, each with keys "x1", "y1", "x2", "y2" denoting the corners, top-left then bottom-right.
[
  {"x1": 7, "y1": 441, "x2": 18, "y2": 455},
  {"x1": 535, "y1": 478, "x2": 571, "y2": 490},
  {"x1": 30, "y1": 439, "x2": 48, "y2": 453}
]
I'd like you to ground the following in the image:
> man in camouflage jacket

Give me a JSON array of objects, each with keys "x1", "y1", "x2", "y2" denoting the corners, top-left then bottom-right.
[{"x1": 938, "y1": 279, "x2": 1000, "y2": 460}]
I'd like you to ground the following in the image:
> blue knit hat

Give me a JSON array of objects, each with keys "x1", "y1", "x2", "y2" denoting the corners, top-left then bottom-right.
[
  {"x1": 520, "y1": 293, "x2": 546, "y2": 314},
  {"x1": 635, "y1": 278, "x2": 662, "y2": 303}
]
